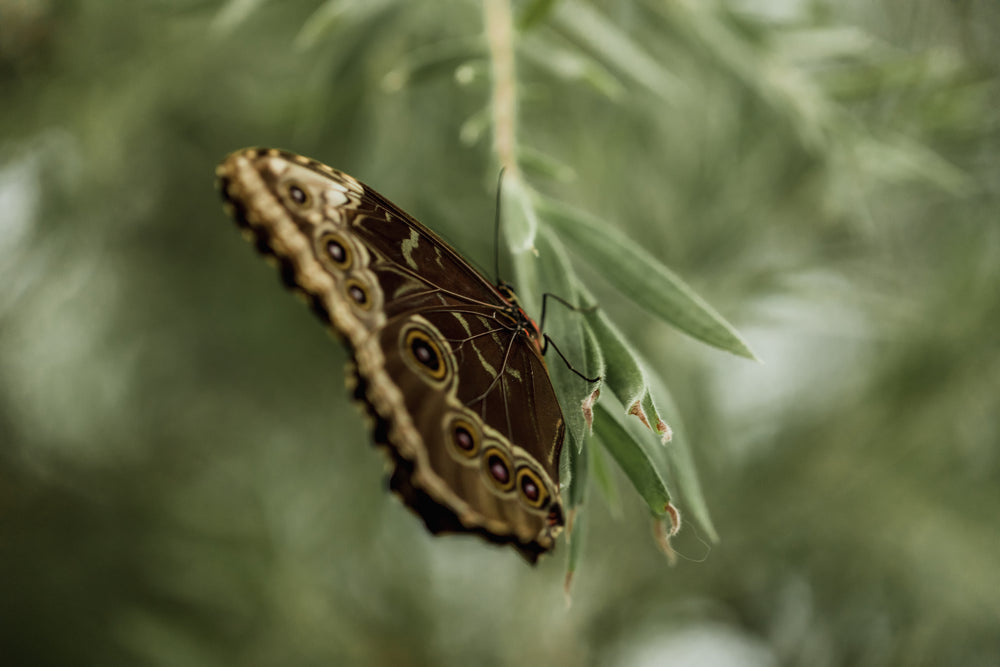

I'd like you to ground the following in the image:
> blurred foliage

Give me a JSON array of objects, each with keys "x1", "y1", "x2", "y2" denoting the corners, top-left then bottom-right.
[{"x1": 2, "y1": 0, "x2": 999, "y2": 665}]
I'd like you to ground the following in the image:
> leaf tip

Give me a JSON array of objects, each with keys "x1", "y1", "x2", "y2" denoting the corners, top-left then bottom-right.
[
  {"x1": 732, "y1": 337, "x2": 762, "y2": 363},
  {"x1": 657, "y1": 418, "x2": 673, "y2": 444},
  {"x1": 652, "y1": 518, "x2": 678, "y2": 566},
  {"x1": 581, "y1": 388, "x2": 600, "y2": 433},
  {"x1": 664, "y1": 501, "x2": 682, "y2": 536},
  {"x1": 652, "y1": 504, "x2": 682, "y2": 566},
  {"x1": 628, "y1": 400, "x2": 652, "y2": 431}
]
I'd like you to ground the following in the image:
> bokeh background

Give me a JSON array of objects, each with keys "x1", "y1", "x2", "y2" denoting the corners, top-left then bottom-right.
[{"x1": 2, "y1": 0, "x2": 998, "y2": 665}]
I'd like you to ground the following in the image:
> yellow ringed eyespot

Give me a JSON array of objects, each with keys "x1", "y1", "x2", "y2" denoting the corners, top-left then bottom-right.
[
  {"x1": 515, "y1": 466, "x2": 550, "y2": 509},
  {"x1": 323, "y1": 236, "x2": 351, "y2": 268},
  {"x1": 404, "y1": 329, "x2": 445, "y2": 380},
  {"x1": 449, "y1": 418, "x2": 479, "y2": 458},
  {"x1": 345, "y1": 279, "x2": 370, "y2": 309},
  {"x1": 285, "y1": 181, "x2": 311, "y2": 207},
  {"x1": 482, "y1": 446, "x2": 515, "y2": 492}
]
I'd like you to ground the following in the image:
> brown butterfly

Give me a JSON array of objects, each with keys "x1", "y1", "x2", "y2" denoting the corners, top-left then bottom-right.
[{"x1": 216, "y1": 148, "x2": 566, "y2": 562}]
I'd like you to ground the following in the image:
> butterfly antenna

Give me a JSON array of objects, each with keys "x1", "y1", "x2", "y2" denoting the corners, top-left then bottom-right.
[{"x1": 493, "y1": 167, "x2": 506, "y2": 285}]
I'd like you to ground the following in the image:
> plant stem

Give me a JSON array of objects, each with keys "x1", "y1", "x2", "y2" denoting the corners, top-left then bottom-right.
[{"x1": 483, "y1": 0, "x2": 520, "y2": 178}]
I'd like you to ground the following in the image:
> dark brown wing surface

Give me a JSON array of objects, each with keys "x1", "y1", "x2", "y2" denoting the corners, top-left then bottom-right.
[{"x1": 217, "y1": 148, "x2": 565, "y2": 561}]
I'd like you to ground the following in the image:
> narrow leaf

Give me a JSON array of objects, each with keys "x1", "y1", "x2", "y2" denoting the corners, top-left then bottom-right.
[
  {"x1": 533, "y1": 229, "x2": 592, "y2": 449},
  {"x1": 564, "y1": 509, "x2": 586, "y2": 602},
  {"x1": 645, "y1": 370, "x2": 719, "y2": 542},
  {"x1": 589, "y1": 439, "x2": 622, "y2": 519},
  {"x1": 566, "y1": 427, "x2": 588, "y2": 508},
  {"x1": 563, "y1": 424, "x2": 588, "y2": 594},
  {"x1": 295, "y1": 0, "x2": 395, "y2": 51},
  {"x1": 212, "y1": 0, "x2": 270, "y2": 33},
  {"x1": 517, "y1": 0, "x2": 560, "y2": 31},
  {"x1": 592, "y1": 402, "x2": 671, "y2": 517},
  {"x1": 578, "y1": 319, "x2": 605, "y2": 433},
  {"x1": 459, "y1": 106, "x2": 491, "y2": 146},
  {"x1": 552, "y1": 0, "x2": 682, "y2": 101},
  {"x1": 584, "y1": 303, "x2": 669, "y2": 442},
  {"x1": 380, "y1": 37, "x2": 486, "y2": 91},
  {"x1": 520, "y1": 39, "x2": 625, "y2": 100},
  {"x1": 501, "y1": 174, "x2": 539, "y2": 254},
  {"x1": 517, "y1": 145, "x2": 577, "y2": 183},
  {"x1": 535, "y1": 194, "x2": 758, "y2": 360}
]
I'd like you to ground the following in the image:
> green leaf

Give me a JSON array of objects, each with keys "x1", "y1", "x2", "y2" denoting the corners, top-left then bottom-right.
[
  {"x1": 294, "y1": 0, "x2": 396, "y2": 51},
  {"x1": 532, "y1": 228, "x2": 592, "y2": 450},
  {"x1": 517, "y1": 0, "x2": 560, "y2": 31},
  {"x1": 459, "y1": 106, "x2": 491, "y2": 146},
  {"x1": 564, "y1": 508, "x2": 586, "y2": 598},
  {"x1": 520, "y1": 38, "x2": 626, "y2": 100},
  {"x1": 562, "y1": 385, "x2": 589, "y2": 592},
  {"x1": 645, "y1": 370, "x2": 719, "y2": 542},
  {"x1": 551, "y1": 0, "x2": 683, "y2": 101},
  {"x1": 578, "y1": 316, "x2": 605, "y2": 431},
  {"x1": 379, "y1": 37, "x2": 486, "y2": 92},
  {"x1": 535, "y1": 194, "x2": 758, "y2": 360},
  {"x1": 501, "y1": 173, "x2": 539, "y2": 255},
  {"x1": 212, "y1": 0, "x2": 270, "y2": 34},
  {"x1": 589, "y1": 440, "x2": 622, "y2": 519},
  {"x1": 566, "y1": 430, "x2": 588, "y2": 508},
  {"x1": 583, "y1": 304, "x2": 670, "y2": 442},
  {"x1": 517, "y1": 145, "x2": 577, "y2": 184},
  {"x1": 592, "y1": 401, "x2": 671, "y2": 517}
]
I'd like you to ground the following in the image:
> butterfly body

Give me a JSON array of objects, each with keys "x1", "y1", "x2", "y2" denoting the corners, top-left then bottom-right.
[{"x1": 217, "y1": 148, "x2": 565, "y2": 562}]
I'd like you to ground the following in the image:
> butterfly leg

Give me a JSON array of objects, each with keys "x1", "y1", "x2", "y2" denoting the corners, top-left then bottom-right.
[{"x1": 541, "y1": 334, "x2": 601, "y2": 383}]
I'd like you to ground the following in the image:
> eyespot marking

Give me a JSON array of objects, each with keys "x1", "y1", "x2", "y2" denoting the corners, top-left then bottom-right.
[
  {"x1": 284, "y1": 180, "x2": 312, "y2": 208},
  {"x1": 445, "y1": 416, "x2": 480, "y2": 460},
  {"x1": 482, "y1": 446, "x2": 515, "y2": 493},
  {"x1": 345, "y1": 279, "x2": 371, "y2": 309},
  {"x1": 317, "y1": 232, "x2": 352, "y2": 270},
  {"x1": 398, "y1": 320, "x2": 453, "y2": 389},
  {"x1": 405, "y1": 329, "x2": 443, "y2": 378},
  {"x1": 515, "y1": 466, "x2": 550, "y2": 509}
]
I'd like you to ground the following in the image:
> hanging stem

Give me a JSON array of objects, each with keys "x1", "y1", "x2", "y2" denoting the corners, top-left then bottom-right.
[{"x1": 484, "y1": 0, "x2": 520, "y2": 178}]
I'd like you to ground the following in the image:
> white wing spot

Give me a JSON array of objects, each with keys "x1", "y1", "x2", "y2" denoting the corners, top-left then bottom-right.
[
  {"x1": 325, "y1": 190, "x2": 349, "y2": 207},
  {"x1": 474, "y1": 344, "x2": 498, "y2": 379},
  {"x1": 452, "y1": 312, "x2": 472, "y2": 335},
  {"x1": 401, "y1": 229, "x2": 420, "y2": 270},
  {"x1": 452, "y1": 313, "x2": 497, "y2": 379}
]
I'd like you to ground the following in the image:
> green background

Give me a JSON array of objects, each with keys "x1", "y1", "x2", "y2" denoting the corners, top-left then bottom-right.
[{"x1": 2, "y1": 0, "x2": 998, "y2": 664}]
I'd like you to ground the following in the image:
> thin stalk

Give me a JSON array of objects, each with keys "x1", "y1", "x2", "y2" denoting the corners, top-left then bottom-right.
[{"x1": 483, "y1": 0, "x2": 520, "y2": 177}]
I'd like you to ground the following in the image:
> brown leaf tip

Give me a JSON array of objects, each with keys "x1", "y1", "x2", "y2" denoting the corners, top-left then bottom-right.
[
  {"x1": 657, "y1": 418, "x2": 674, "y2": 444},
  {"x1": 652, "y1": 503, "x2": 683, "y2": 565},
  {"x1": 628, "y1": 400, "x2": 652, "y2": 430},
  {"x1": 652, "y1": 518, "x2": 678, "y2": 566},
  {"x1": 664, "y1": 501, "x2": 682, "y2": 536},
  {"x1": 581, "y1": 388, "x2": 601, "y2": 432}
]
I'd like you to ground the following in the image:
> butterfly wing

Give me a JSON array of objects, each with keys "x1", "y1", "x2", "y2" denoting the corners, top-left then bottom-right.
[{"x1": 217, "y1": 148, "x2": 565, "y2": 561}]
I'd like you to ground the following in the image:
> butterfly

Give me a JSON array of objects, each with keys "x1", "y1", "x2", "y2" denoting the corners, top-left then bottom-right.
[{"x1": 216, "y1": 148, "x2": 567, "y2": 562}]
